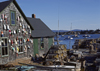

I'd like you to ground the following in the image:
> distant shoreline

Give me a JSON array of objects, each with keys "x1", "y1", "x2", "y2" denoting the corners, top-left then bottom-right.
[{"x1": 52, "y1": 29, "x2": 100, "y2": 35}]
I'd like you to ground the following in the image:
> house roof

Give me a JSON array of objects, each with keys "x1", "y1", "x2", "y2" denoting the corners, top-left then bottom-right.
[
  {"x1": 27, "y1": 17, "x2": 55, "y2": 38},
  {"x1": 0, "y1": 0, "x2": 33, "y2": 30}
]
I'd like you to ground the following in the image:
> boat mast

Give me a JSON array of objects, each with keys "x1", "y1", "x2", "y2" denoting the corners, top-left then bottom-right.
[
  {"x1": 69, "y1": 23, "x2": 72, "y2": 49},
  {"x1": 57, "y1": 1, "x2": 60, "y2": 45}
]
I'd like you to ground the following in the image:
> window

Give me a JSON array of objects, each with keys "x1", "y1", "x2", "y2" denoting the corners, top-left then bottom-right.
[
  {"x1": 41, "y1": 38, "x2": 44, "y2": 49},
  {"x1": 10, "y1": 11, "x2": 16, "y2": 25},
  {"x1": 1, "y1": 37, "x2": 8, "y2": 56},
  {"x1": 18, "y1": 38, "x2": 23, "y2": 53}
]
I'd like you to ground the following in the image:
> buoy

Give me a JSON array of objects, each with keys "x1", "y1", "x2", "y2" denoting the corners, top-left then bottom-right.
[
  {"x1": 4, "y1": 14, "x2": 8, "y2": 23},
  {"x1": 18, "y1": 29, "x2": 21, "y2": 33},
  {"x1": 6, "y1": 25, "x2": 9, "y2": 30},
  {"x1": 1, "y1": 14, "x2": 4, "y2": 20},
  {"x1": 13, "y1": 30, "x2": 16, "y2": 34},
  {"x1": 28, "y1": 45, "x2": 30, "y2": 49},
  {"x1": 11, "y1": 46, "x2": 15, "y2": 52},
  {"x1": 30, "y1": 39, "x2": 33, "y2": 43},
  {"x1": 1, "y1": 31, "x2": 4, "y2": 37},
  {"x1": 27, "y1": 38, "x2": 29, "y2": 41},
  {"x1": 15, "y1": 39, "x2": 17, "y2": 45},
  {"x1": 11, "y1": 40, "x2": 13, "y2": 45},
  {"x1": 9, "y1": 29, "x2": 11, "y2": 36},
  {"x1": 0, "y1": 19, "x2": 2, "y2": 22},
  {"x1": 17, "y1": 16, "x2": 19, "y2": 21},
  {"x1": 4, "y1": 14, "x2": 7, "y2": 20},
  {"x1": 17, "y1": 47, "x2": 19, "y2": 52},
  {"x1": 3, "y1": 24, "x2": 6, "y2": 30},
  {"x1": 9, "y1": 39, "x2": 11, "y2": 43},
  {"x1": 27, "y1": 25, "x2": 30, "y2": 29},
  {"x1": 20, "y1": 23, "x2": 22, "y2": 27},
  {"x1": 24, "y1": 45, "x2": 27, "y2": 52}
]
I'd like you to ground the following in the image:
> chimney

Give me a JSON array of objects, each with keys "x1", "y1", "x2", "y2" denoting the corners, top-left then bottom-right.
[{"x1": 32, "y1": 14, "x2": 36, "y2": 18}]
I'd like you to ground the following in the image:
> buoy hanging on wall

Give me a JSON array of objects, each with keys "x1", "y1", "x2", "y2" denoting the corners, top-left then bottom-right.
[
  {"x1": 1, "y1": 31, "x2": 4, "y2": 37},
  {"x1": 15, "y1": 39, "x2": 17, "y2": 45},
  {"x1": 20, "y1": 23, "x2": 22, "y2": 27},
  {"x1": 0, "y1": 19, "x2": 2, "y2": 22},
  {"x1": 3, "y1": 24, "x2": 6, "y2": 30},
  {"x1": 17, "y1": 16, "x2": 19, "y2": 22},
  {"x1": 11, "y1": 40, "x2": 13, "y2": 45},
  {"x1": 11, "y1": 46, "x2": 15, "y2": 52},
  {"x1": 1, "y1": 14, "x2": 4, "y2": 20},
  {"x1": 24, "y1": 45, "x2": 27, "y2": 52},
  {"x1": 6, "y1": 25, "x2": 9, "y2": 30},
  {"x1": 13, "y1": 30, "x2": 16, "y2": 34},
  {"x1": 9, "y1": 29, "x2": 11, "y2": 36},
  {"x1": 27, "y1": 25, "x2": 30, "y2": 29},
  {"x1": 28, "y1": 45, "x2": 30, "y2": 49},
  {"x1": 4, "y1": 14, "x2": 7, "y2": 20},
  {"x1": 30, "y1": 39, "x2": 33, "y2": 43},
  {"x1": 17, "y1": 46, "x2": 19, "y2": 52},
  {"x1": 18, "y1": 29, "x2": 21, "y2": 33},
  {"x1": 9, "y1": 39, "x2": 11, "y2": 43},
  {"x1": 27, "y1": 38, "x2": 29, "y2": 42},
  {"x1": 4, "y1": 14, "x2": 8, "y2": 24}
]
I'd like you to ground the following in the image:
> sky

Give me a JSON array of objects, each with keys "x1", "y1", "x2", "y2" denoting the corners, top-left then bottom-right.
[{"x1": 0, "y1": 0, "x2": 100, "y2": 30}]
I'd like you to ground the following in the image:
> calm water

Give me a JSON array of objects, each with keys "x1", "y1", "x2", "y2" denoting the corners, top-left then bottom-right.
[{"x1": 54, "y1": 34, "x2": 100, "y2": 49}]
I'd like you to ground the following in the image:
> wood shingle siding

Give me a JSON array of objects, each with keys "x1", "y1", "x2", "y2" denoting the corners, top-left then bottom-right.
[{"x1": 0, "y1": 0, "x2": 33, "y2": 64}]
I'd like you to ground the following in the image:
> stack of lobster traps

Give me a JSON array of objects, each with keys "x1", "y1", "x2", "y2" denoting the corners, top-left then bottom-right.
[{"x1": 45, "y1": 44, "x2": 68, "y2": 65}]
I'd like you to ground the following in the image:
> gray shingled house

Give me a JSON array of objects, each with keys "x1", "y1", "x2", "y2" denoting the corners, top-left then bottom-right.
[
  {"x1": 27, "y1": 15, "x2": 55, "y2": 57},
  {"x1": 0, "y1": 0, "x2": 34, "y2": 64}
]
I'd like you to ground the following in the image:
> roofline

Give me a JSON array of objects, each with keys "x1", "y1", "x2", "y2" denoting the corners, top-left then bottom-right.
[{"x1": 30, "y1": 36, "x2": 54, "y2": 39}]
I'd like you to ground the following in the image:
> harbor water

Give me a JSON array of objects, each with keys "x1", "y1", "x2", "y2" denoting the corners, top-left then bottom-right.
[{"x1": 54, "y1": 34, "x2": 100, "y2": 49}]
